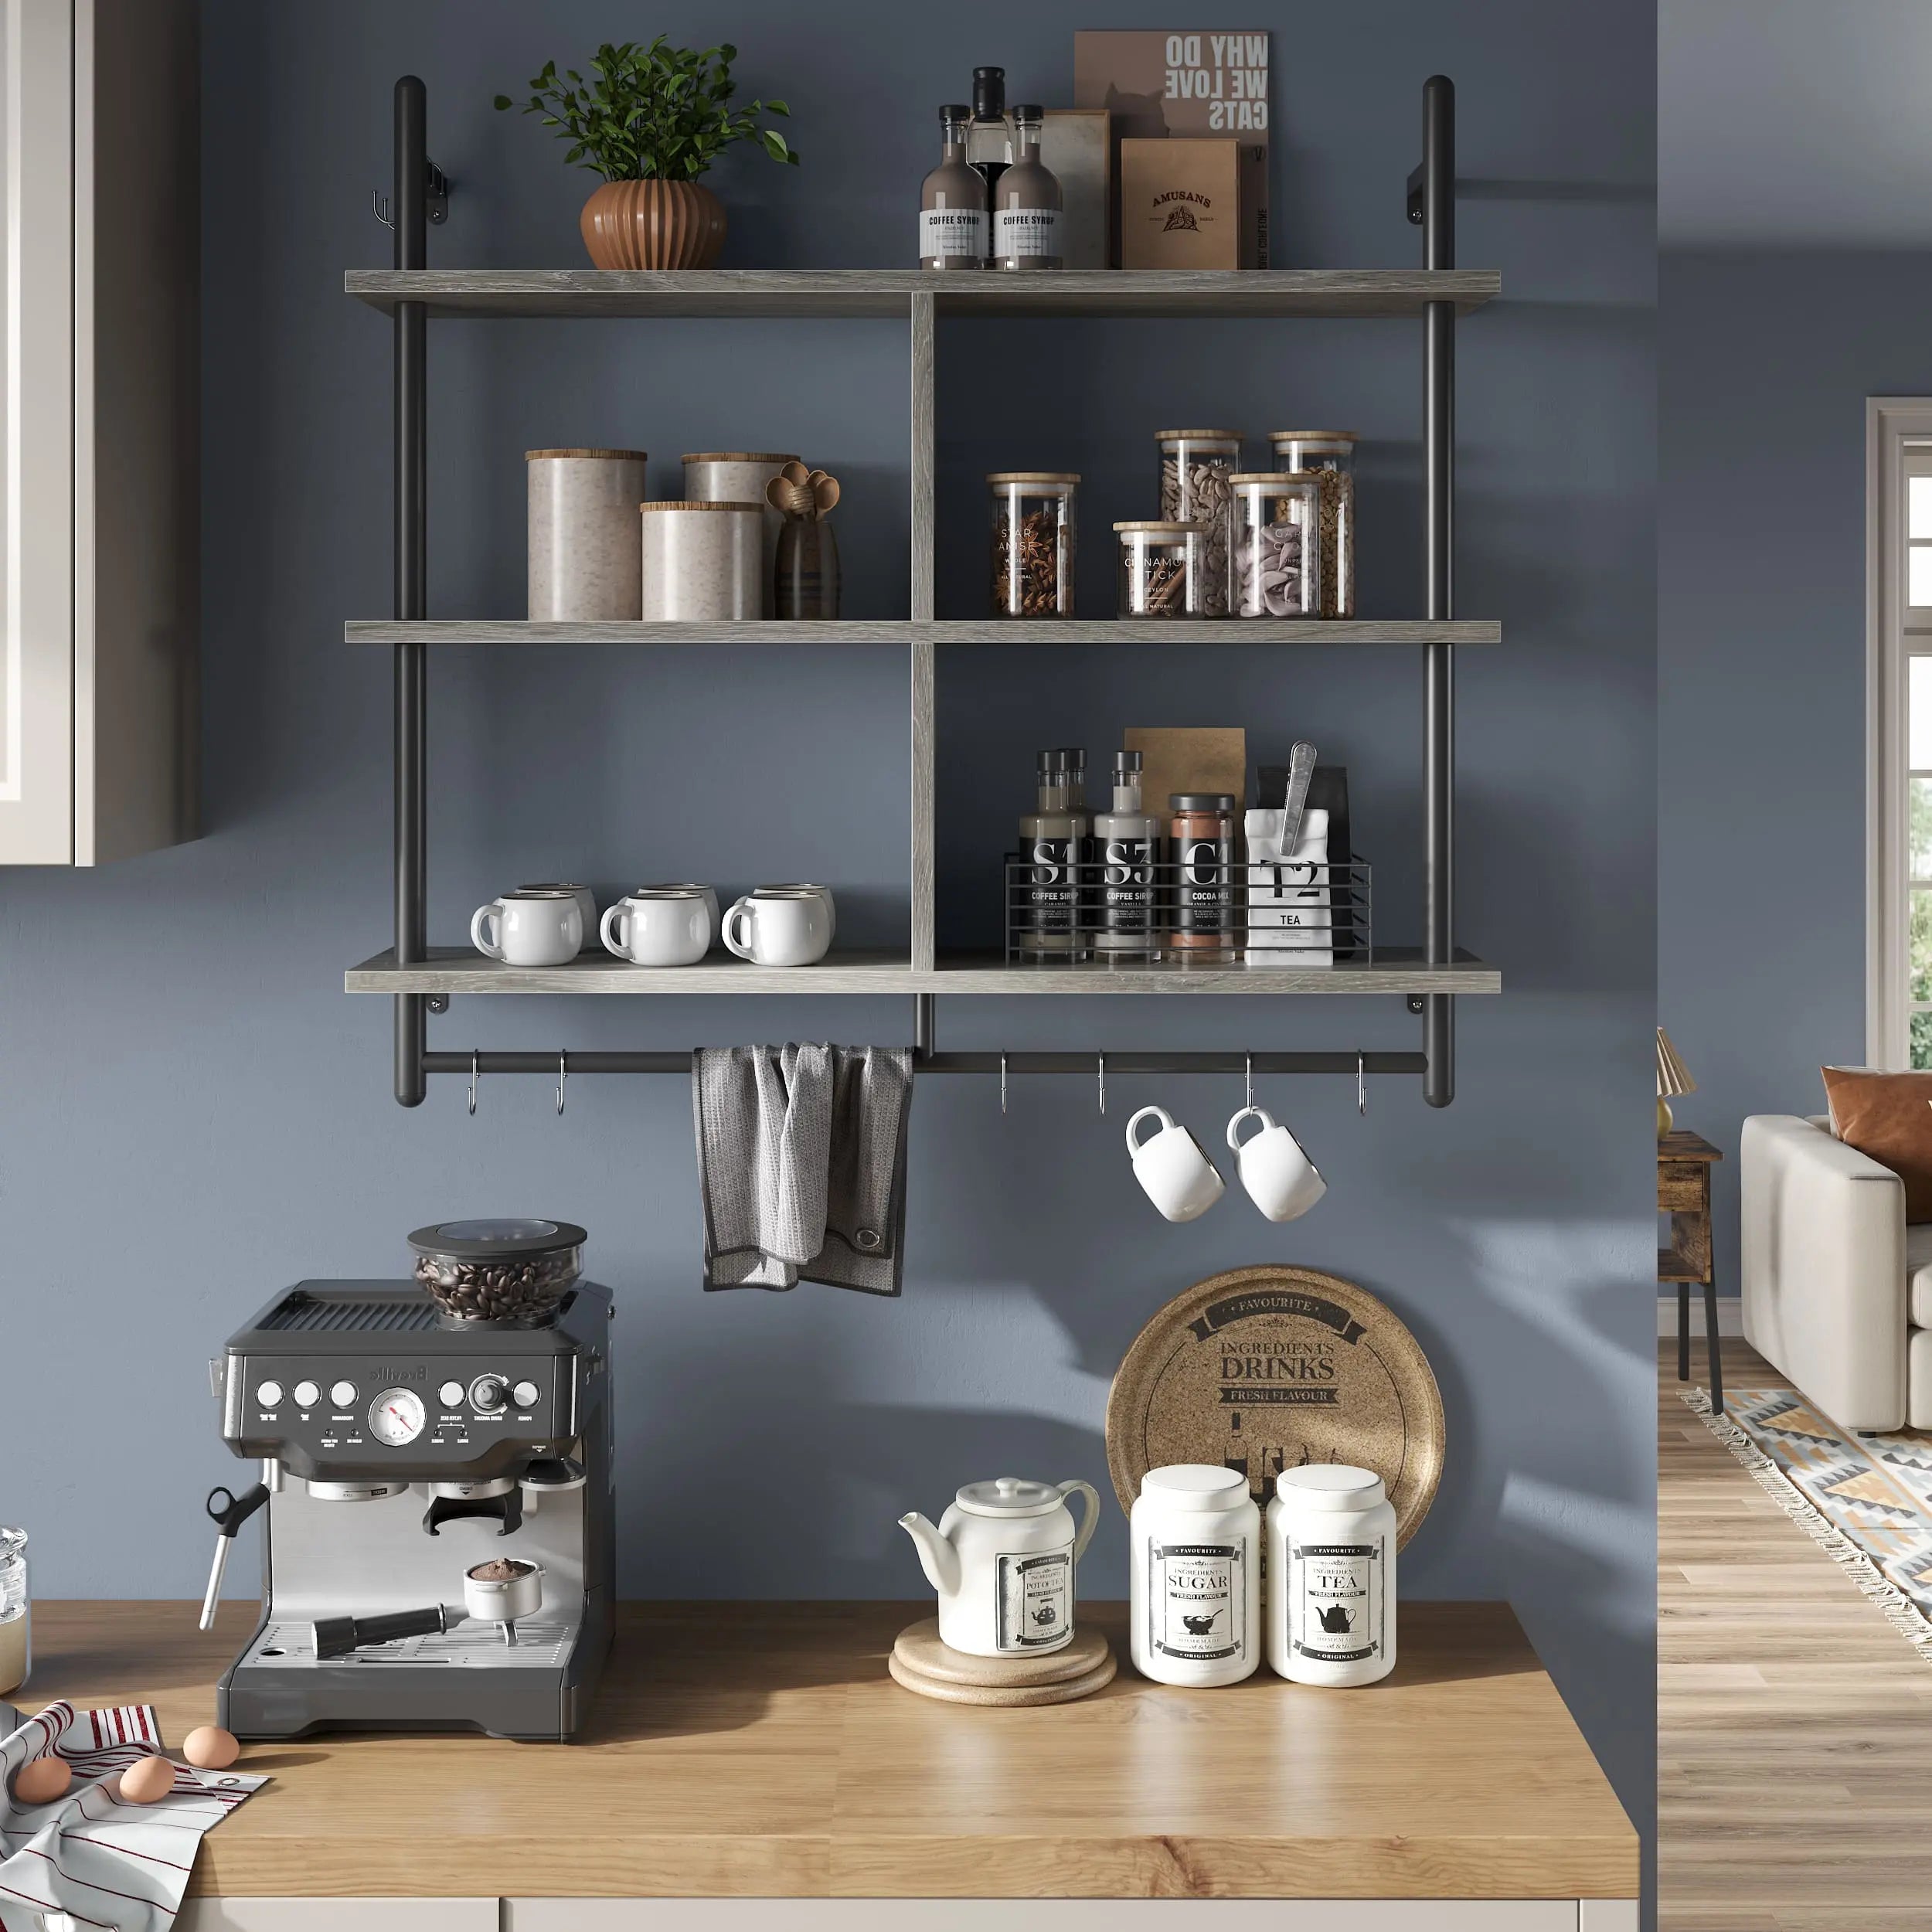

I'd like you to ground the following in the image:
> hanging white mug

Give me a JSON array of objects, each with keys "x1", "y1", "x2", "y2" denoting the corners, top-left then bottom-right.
[
  {"x1": 1125, "y1": 1106, "x2": 1225, "y2": 1223},
  {"x1": 1226, "y1": 1106, "x2": 1327, "y2": 1222},
  {"x1": 470, "y1": 889, "x2": 583, "y2": 967}
]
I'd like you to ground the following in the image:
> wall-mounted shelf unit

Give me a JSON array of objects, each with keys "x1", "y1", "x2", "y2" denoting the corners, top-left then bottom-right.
[{"x1": 358, "y1": 75, "x2": 1492, "y2": 1107}]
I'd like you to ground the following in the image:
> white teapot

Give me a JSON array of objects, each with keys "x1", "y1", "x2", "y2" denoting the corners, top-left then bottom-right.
[{"x1": 899, "y1": 1478, "x2": 1099, "y2": 1658}]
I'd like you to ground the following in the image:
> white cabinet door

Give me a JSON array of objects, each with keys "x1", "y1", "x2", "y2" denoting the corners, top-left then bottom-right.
[
  {"x1": 179, "y1": 1901, "x2": 498, "y2": 1932},
  {"x1": 507, "y1": 1902, "x2": 1583, "y2": 1931},
  {"x1": 0, "y1": 0, "x2": 75, "y2": 864}
]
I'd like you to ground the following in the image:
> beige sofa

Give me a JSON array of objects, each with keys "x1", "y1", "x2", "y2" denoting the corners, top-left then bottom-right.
[{"x1": 1740, "y1": 1113, "x2": 1932, "y2": 1431}]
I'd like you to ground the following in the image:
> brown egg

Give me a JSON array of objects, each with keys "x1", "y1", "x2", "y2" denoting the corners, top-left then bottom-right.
[
  {"x1": 181, "y1": 1726, "x2": 240, "y2": 1770},
  {"x1": 12, "y1": 1756, "x2": 70, "y2": 1804},
  {"x1": 116, "y1": 1756, "x2": 177, "y2": 1805}
]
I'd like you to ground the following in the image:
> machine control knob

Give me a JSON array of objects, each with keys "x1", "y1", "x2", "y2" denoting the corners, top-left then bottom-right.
[
  {"x1": 255, "y1": 1380, "x2": 283, "y2": 1409},
  {"x1": 438, "y1": 1380, "x2": 465, "y2": 1410},
  {"x1": 470, "y1": 1375, "x2": 509, "y2": 1413},
  {"x1": 292, "y1": 1380, "x2": 321, "y2": 1410},
  {"x1": 330, "y1": 1379, "x2": 357, "y2": 1408},
  {"x1": 512, "y1": 1380, "x2": 540, "y2": 1410}
]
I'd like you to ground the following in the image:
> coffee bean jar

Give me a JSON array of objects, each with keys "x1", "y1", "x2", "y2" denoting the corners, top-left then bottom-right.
[{"x1": 408, "y1": 1219, "x2": 587, "y2": 1325}]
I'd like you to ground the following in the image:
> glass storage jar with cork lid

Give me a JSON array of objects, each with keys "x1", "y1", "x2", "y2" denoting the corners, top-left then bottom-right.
[
  {"x1": 1156, "y1": 430, "x2": 1240, "y2": 615},
  {"x1": 1269, "y1": 431, "x2": 1355, "y2": 617},
  {"x1": 1116, "y1": 522, "x2": 1206, "y2": 617},
  {"x1": 988, "y1": 473, "x2": 1078, "y2": 617},
  {"x1": 1227, "y1": 474, "x2": 1321, "y2": 619}
]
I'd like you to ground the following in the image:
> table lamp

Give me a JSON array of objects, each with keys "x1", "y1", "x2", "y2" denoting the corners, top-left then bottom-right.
[{"x1": 1657, "y1": 1028, "x2": 1695, "y2": 1138}]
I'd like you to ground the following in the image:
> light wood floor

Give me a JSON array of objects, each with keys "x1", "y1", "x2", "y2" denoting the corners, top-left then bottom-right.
[{"x1": 1660, "y1": 1338, "x2": 1932, "y2": 1929}]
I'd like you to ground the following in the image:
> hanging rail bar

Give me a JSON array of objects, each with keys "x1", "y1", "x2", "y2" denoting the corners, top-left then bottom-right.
[
  {"x1": 421, "y1": 1050, "x2": 1426, "y2": 1079},
  {"x1": 1418, "y1": 73, "x2": 1456, "y2": 1108},
  {"x1": 393, "y1": 75, "x2": 430, "y2": 1107}
]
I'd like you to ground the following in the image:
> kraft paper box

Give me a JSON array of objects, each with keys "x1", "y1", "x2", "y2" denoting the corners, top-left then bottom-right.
[
  {"x1": 1074, "y1": 29, "x2": 1270, "y2": 267},
  {"x1": 1120, "y1": 139, "x2": 1259, "y2": 271},
  {"x1": 1124, "y1": 728, "x2": 1247, "y2": 822}
]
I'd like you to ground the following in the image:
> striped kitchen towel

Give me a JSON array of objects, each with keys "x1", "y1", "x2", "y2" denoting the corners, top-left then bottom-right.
[{"x1": 0, "y1": 1700, "x2": 265, "y2": 1930}]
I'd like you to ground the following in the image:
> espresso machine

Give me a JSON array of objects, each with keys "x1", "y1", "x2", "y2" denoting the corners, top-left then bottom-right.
[{"x1": 203, "y1": 1247, "x2": 613, "y2": 1742}]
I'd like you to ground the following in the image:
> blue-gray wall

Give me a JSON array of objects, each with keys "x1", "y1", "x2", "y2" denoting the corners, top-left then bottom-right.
[
  {"x1": 1658, "y1": 250, "x2": 1932, "y2": 1278},
  {"x1": 0, "y1": 0, "x2": 1654, "y2": 1835}
]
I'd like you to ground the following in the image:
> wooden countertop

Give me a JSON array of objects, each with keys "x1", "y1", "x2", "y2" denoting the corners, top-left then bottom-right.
[{"x1": 24, "y1": 1600, "x2": 1635, "y2": 1901}]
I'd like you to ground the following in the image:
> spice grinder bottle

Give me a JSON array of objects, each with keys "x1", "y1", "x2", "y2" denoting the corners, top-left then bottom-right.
[
  {"x1": 920, "y1": 106, "x2": 987, "y2": 270},
  {"x1": 1168, "y1": 793, "x2": 1240, "y2": 958},
  {"x1": 966, "y1": 67, "x2": 1013, "y2": 258},
  {"x1": 1093, "y1": 750, "x2": 1160, "y2": 957},
  {"x1": 992, "y1": 106, "x2": 1063, "y2": 270},
  {"x1": 1019, "y1": 750, "x2": 1083, "y2": 958}
]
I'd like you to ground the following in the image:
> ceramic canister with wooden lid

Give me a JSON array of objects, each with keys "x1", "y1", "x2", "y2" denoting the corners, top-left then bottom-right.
[
  {"x1": 682, "y1": 454, "x2": 799, "y2": 617},
  {"x1": 527, "y1": 449, "x2": 648, "y2": 621},
  {"x1": 639, "y1": 502, "x2": 764, "y2": 621}
]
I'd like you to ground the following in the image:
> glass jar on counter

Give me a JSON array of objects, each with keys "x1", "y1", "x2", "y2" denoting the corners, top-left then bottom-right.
[
  {"x1": 0, "y1": 1528, "x2": 29, "y2": 1696},
  {"x1": 1226, "y1": 474, "x2": 1321, "y2": 619},
  {"x1": 1116, "y1": 522, "x2": 1206, "y2": 617},
  {"x1": 1269, "y1": 431, "x2": 1356, "y2": 617},
  {"x1": 1168, "y1": 792, "x2": 1240, "y2": 958},
  {"x1": 988, "y1": 472, "x2": 1078, "y2": 618},
  {"x1": 1156, "y1": 430, "x2": 1240, "y2": 616}
]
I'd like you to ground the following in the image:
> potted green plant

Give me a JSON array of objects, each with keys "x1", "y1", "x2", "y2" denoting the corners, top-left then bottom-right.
[{"x1": 497, "y1": 39, "x2": 798, "y2": 270}]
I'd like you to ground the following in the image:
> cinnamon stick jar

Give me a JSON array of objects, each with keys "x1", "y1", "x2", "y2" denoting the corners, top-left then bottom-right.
[{"x1": 1168, "y1": 793, "x2": 1239, "y2": 958}]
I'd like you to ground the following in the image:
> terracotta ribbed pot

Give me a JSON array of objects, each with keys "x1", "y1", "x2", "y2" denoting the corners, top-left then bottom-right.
[{"x1": 580, "y1": 179, "x2": 726, "y2": 270}]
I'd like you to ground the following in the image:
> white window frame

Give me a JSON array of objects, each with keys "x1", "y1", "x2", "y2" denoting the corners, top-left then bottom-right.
[{"x1": 1866, "y1": 400, "x2": 1932, "y2": 1066}]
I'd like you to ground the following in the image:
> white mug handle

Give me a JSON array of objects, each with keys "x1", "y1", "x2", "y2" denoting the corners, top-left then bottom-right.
[
  {"x1": 721, "y1": 899, "x2": 757, "y2": 961},
  {"x1": 1227, "y1": 1105, "x2": 1274, "y2": 1151},
  {"x1": 1125, "y1": 1104, "x2": 1174, "y2": 1157},
  {"x1": 470, "y1": 901, "x2": 505, "y2": 960},
  {"x1": 599, "y1": 902, "x2": 629, "y2": 958},
  {"x1": 1056, "y1": 1479, "x2": 1100, "y2": 1563}
]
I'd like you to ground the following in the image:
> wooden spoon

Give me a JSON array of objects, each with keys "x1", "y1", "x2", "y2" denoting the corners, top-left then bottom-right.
[{"x1": 811, "y1": 474, "x2": 841, "y2": 517}]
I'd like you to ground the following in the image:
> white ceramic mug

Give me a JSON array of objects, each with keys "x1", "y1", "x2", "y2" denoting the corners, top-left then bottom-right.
[
  {"x1": 721, "y1": 891, "x2": 832, "y2": 968},
  {"x1": 471, "y1": 889, "x2": 583, "y2": 967},
  {"x1": 1125, "y1": 1106, "x2": 1226, "y2": 1223},
  {"x1": 518, "y1": 883, "x2": 597, "y2": 953},
  {"x1": 638, "y1": 883, "x2": 720, "y2": 934},
  {"x1": 1226, "y1": 1106, "x2": 1327, "y2": 1222},
  {"x1": 600, "y1": 889, "x2": 712, "y2": 967},
  {"x1": 755, "y1": 883, "x2": 836, "y2": 940}
]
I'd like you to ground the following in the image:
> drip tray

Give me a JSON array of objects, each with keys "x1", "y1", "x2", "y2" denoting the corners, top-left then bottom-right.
[{"x1": 247, "y1": 1621, "x2": 578, "y2": 1670}]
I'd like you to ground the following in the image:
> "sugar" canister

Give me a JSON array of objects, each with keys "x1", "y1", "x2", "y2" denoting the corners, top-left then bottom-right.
[{"x1": 1129, "y1": 1464, "x2": 1259, "y2": 1686}]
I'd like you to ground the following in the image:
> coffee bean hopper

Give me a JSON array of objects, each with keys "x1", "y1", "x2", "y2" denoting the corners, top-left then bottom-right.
[{"x1": 202, "y1": 1220, "x2": 612, "y2": 1741}]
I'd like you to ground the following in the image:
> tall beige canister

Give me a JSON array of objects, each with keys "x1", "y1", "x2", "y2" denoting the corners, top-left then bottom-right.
[
  {"x1": 639, "y1": 502, "x2": 763, "y2": 621},
  {"x1": 682, "y1": 452, "x2": 798, "y2": 617},
  {"x1": 527, "y1": 448, "x2": 648, "y2": 621}
]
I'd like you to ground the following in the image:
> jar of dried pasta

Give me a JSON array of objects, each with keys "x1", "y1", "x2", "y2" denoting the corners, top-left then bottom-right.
[
  {"x1": 1115, "y1": 521, "x2": 1206, "y2": 618},
  {"x1": 1269, "y1": 431, "x2": 1356, "y2": 618},
  {"x1": 1227, "y1": 474, "x2": 1321, "y2": 619},
  {"x1": 1156, "y1": 430, "x2": 1240, "y2": 616},
  {"x1": 988, "y1": 472, "x2": 1078, "y2": 618}
]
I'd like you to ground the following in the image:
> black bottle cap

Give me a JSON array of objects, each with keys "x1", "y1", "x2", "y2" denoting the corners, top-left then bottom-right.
[
  {"x1": 973, "y1": 66, "x2": 1006, "y2": 118},
  {"x1": 1113, "y1": 750, "x2": 1143, "y2": 774},
  {"x1": 1062, "y1": 746, "x2": 1087, "y2": 764},
  {"x1": 1013, "y1": 104, "x2": 1044, "y2": 121},
  {"x1": 1038, "y1": 749, "x2": 1068, "y2": 774},
  {"x1": 940, "y1": 103, "x2": 971, "y2": 122},
  {"x1": 1171, "y1": 793, "x2": 1236, "y2": 811}
]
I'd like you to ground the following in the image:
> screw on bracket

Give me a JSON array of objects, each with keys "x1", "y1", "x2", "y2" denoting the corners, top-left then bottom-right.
[
  {"x1": 372, "y1": 159, "x2": 451, "y2": 230},
  {"x1": 1406, "y1": 995, "x2": 1425, "y2": 1015},
  {"x1": 428, "y1": 994, "x2": 450, "y2": 1015}
]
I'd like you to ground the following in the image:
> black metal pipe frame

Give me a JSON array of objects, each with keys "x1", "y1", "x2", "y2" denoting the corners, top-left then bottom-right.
[
  {"x1": 389, "y1": 77, "x2": 1458, "y2": 1099},
  {"x1": 1420, "y1": 74, "x2": 1456, "y2": 1107},
  {"x1": 393, "y1": 77, "x2": 430, "y2": 1106}
]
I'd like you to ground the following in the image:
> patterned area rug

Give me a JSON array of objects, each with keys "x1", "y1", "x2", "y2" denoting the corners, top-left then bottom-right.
[{"x1": 1684, "y1": 1386, "x2": 1932, "y2": 1660}]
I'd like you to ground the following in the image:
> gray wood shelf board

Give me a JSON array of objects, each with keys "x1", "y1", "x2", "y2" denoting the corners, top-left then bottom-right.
[
  {"x1": 343, "y1": 618, "x2": 1502, "y2": 646},
  {"x1": 344, "y1": 268, "x2": 1500, "y2": 321},
  {"x1": 346, "y1": 947, "x2": 1498, "y2": 997}
]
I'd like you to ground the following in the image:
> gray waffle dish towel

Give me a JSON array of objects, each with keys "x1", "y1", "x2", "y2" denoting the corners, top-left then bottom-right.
[{"x1": 693, "y1": 1045, "x2": 913, "y2": 1295}]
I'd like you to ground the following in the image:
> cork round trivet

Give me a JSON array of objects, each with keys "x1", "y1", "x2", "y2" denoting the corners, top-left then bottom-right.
[
  {"x1": 1106, "y1": 1265, "x2": 1444, "y2": 1549},
  {"x1": 891, "y1": 1618, "x2": 1110, "y2": 1689},
  {"x1": 889, "y1": 1648, "x2": 1116, "y2": 1706}
]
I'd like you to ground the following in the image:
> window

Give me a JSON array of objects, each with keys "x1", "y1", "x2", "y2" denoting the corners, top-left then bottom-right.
[{"x1": 1866, "y1": 404, "x2": 1932, "y2": 1065}]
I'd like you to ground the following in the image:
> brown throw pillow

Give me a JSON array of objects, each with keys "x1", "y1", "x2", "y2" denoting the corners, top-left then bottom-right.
[{"x1": 1821, "y1": 1066, "x2": 1932, "y2": 1220}]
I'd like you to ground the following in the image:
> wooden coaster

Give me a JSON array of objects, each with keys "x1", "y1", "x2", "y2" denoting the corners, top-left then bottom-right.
[
  {"x1": 1106, "y1": 1265, "x2": 1445, "y2": 1549},
  {"x1": 889, "y1": 1645, "x2": 1117, "y2": 1707},
  {"x1": 891, "y1": 1617, "x2": 1110, "y2": 1689}
]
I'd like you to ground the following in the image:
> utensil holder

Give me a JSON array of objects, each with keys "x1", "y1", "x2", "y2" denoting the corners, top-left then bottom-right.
[{"x1": 774, "y1": 519, "x2": 841, "y2": 620}]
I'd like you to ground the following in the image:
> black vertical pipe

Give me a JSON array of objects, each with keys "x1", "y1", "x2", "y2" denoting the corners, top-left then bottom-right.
[
  {"x1": 1421, "y1": 75, "x2": 1455, "y2": 1107},
  {"x1": 394, "y1": 77, "x2": 429, "y2": 1105}
]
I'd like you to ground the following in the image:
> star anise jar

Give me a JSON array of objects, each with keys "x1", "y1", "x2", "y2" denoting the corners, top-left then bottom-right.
[{"x1": 988, "y1": 471, "x2": 1078, "y2": 618}]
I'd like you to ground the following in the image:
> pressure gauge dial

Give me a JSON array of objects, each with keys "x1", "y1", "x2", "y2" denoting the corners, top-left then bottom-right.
[{"x1": 369, "y1": 1387, "x2": 427, "y2": 1446}]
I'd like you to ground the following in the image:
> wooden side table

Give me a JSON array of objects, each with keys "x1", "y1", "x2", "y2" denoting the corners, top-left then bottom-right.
[{"x1": 1660, "y1": 1128, "x2": 1723, "y2": 1413}]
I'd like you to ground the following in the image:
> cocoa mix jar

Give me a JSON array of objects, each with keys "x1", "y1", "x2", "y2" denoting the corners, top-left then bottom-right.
[{"x1": 1168, "y1": 794, "x2": 1240, "y2": 959}]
